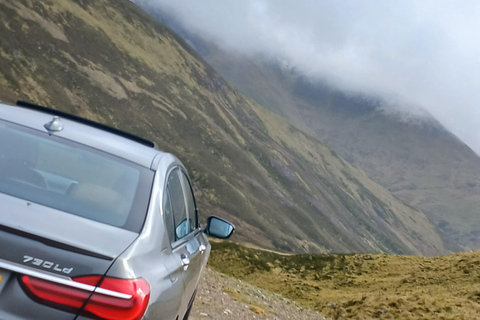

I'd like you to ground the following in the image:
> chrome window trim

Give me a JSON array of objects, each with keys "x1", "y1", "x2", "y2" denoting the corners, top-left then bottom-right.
[
  {"x1": 0, "y1": 258, "x2": 132, "y2": 299},
  {"x1": 179, "y1": 169, "x2": 199, "y2": 230},
  {"x1": 170, "y1": 228, "x2": 203, "y2": 250}
]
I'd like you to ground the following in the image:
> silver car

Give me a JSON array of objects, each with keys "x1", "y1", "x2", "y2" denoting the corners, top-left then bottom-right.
[{"x1": 0, "y1": 101, "x2": 235, "y2": 320}]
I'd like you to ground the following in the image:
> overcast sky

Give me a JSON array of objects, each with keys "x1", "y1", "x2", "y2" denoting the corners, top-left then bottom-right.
[{"x1": 137, "y1": 0, "x2": 480, "y2": 154}]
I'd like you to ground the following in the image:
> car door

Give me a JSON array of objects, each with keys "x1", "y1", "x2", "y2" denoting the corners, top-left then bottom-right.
[
  {"x1": 164, "y1": 167, "x2": 206, "y2": 316},
  {"x1": 158, "y1": 188, "x2": 188, "y2": 319},
  {"x1": 178, "y1": 170, "x2": 208, "y2": 304}
]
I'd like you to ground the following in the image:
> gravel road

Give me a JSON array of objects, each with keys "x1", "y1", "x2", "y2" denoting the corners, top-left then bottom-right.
[{"x1": 190, "y1": 268, "x2": 326, "y2": 320}]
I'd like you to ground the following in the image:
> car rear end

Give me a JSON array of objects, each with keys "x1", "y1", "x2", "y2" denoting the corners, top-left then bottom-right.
[
  {"x1": 0, "y1": 214, "x2": 149, "y2": 320},
  {"x1": 0, "y1": 103, "x2": 158, "y2": 319}
]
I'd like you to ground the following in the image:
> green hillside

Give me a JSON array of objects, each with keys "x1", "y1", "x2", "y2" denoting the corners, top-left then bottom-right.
[
  {"x1": 0, "y1": 0, "x2": 447, "y2": 255},
  {"x1": 174, "y1": 29, "x2": 480, "y2": 252}
]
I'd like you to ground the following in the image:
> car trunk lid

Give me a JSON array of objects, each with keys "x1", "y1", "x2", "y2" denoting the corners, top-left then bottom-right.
[{"x1": 0, "y1": 192, "x2": 138, "y2": 269}]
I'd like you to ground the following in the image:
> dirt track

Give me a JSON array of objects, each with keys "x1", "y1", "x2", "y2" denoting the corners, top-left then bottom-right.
[{"x1": 190, "y1": 268, "x2": 326, "y2": 320}]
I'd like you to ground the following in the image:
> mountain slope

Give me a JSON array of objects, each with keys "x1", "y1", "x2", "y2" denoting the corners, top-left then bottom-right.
[
  {"x1": 0, "y1": 0, "x2": 447, "y2": 255},
  {"x1": 159, "y1": 20, "x2": 480, "y2": 252}
]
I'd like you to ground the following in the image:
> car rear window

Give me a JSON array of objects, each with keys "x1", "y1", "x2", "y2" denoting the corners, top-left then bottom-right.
[{"x1": 0, "y1": 120, "x2": 154, "y2": 232}]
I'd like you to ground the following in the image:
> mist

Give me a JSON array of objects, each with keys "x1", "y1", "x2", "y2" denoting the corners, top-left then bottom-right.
[{"x1": 136, "y1": 0, "x2": 480, "y2": 153}]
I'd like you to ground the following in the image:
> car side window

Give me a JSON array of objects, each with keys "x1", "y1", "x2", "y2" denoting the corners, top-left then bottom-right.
[
  {"x1": 163, "y1": 189, "x2": 176, "y2": 243},
  {"x1": 167, "y1": 168, "x2": 190, "y2": 240},
  {"x1": 180, "y1": 172, "x2": 198, "y2": 232}
]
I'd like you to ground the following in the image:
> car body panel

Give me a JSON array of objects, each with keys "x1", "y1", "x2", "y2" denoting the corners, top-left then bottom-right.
[
  {"x1": 96, "y1": 153, "x2": 212, "y2": 320},
  {"x1": 0, "y1": 192, "x2": 138, "y2": 261},
  {"x1": 104, "y1": 153, "x2": 210, "y2": 320},
  {"x1": 174, "y1": 230, "x2": 209, "y2": 313}
]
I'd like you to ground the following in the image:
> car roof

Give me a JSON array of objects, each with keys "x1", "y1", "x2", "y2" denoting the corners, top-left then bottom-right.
[{"x1": 0, "y1": 102, "x2": 165, "y2": 169}]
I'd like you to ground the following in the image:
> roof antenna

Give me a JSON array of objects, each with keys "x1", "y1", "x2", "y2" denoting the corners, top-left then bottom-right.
[{"x1": 44, "y1": 116, "x2": 64, "y2": 132}]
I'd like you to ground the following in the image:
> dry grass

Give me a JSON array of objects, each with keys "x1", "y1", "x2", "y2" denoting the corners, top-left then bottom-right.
[
  {"x1": 210, "y1": 241, "x2": 480, "y2": 319},
  {"x1": 249, "y1": 305, "x2": 266, "y2": 314}
]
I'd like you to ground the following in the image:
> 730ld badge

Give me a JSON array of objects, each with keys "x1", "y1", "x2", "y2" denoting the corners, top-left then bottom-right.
[{"x1": 23, "y1": 256, "x2": 73, "y2": 275}]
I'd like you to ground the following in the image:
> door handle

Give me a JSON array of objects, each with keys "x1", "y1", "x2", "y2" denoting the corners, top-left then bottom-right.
[
  {"x1": 199, "y1": 244, "x2": 206, "y2": 254},
  {"x1": 181, "y1": 254, "x2": 190, "y2": 271}
]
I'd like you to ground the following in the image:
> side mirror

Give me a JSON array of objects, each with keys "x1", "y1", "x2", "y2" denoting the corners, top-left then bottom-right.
[{"x1": 205, "y1": 216, "x2": 235, "y2": 239}]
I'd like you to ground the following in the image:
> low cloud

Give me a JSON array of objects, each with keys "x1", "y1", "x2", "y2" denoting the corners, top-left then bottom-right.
[{"x1": 137, "y1": 0, "x2": 480, "y2": 153}]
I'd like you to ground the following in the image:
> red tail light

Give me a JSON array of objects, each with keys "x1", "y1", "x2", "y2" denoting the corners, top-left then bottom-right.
[{"x1": 20, "y1": 275, "x2": 150, "y2": 320}]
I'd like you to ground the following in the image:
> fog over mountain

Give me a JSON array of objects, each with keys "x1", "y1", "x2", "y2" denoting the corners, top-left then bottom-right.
[{"x1": 136, "y1": 0, "x2": 480, "y2": 154}]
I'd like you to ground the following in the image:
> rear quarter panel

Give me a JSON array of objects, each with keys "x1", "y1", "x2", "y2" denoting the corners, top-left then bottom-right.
[
  {"x1": 106, "y1": 154, "x2": 212, "y2": 320},
  {"x1": 105, "y1": 155, "x2": 185, "y2": 319}
]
